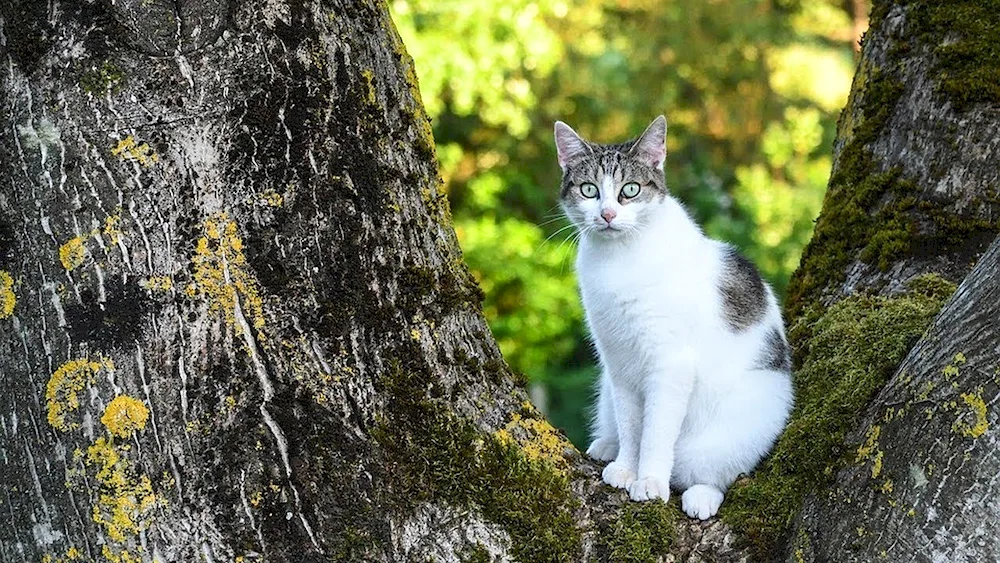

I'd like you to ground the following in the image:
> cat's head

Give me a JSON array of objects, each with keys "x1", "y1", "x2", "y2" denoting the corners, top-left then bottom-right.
[{"x1": 554, "y1": 116, "x2": 668, "y2": 239}]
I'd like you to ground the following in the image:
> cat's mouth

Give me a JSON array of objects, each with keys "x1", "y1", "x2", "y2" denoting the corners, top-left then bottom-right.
[{"x1": 596, "y1": 224, "x2": 624, "y2": 234}]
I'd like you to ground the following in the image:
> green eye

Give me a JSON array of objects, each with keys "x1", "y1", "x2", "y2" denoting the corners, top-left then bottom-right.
[
  {"x1": 580, "y1": 183, "x2": 598, "y2": 198},
  {"x1": 622, "y1": 182, "x2": 641, "y2": 198}
]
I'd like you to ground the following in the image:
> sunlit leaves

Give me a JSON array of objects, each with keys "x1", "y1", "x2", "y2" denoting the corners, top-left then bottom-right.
[
  {"x1": 455, "y1": 214, "x2": 582, "y2": 379},
  {"x1": 392, "y1": 0, "x2": 565, "y2": 137}
]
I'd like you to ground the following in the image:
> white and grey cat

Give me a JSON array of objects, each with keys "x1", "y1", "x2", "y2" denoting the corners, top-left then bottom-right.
[{"x1": 554, "y1": 116, "x2": 793, "y2": 520}]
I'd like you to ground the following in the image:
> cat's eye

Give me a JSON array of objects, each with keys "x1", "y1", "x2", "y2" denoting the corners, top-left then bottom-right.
[
  {"x1": 580, "y1": 183, "x2": 599, "y2": 198},
  {"x1": 622, "y1": 183, "x2": 641, "y2": 198}
]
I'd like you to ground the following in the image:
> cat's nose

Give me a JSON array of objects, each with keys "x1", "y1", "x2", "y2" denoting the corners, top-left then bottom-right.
[{"x1": 601, "y1": 209, "x2": 617, "y2": 223}]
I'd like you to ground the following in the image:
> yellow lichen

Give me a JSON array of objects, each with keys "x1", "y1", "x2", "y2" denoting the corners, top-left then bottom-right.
[
  {"x1": 186, "y1": 213, "x2": 266, "y2": 340},
  {"x1": 142, "y1": 275, "x2": 173, "y2": 292},
  {"x1": 111, "y1": 136, "x2": 158, "y2": 167},
  {"x1": 494, "y1": 412, "x2": 572, "y2": 474},
  {"x1": 101, "y1": 544, "x2": 142, "y2": 563},
  {"x1": 59, "y1": 236, "x2": 88, "y2": 271},
  {"x1": 104, "y1": 211, "x2": 123, "y2": 245},
  {"x1": 871, "y1": 450, "x2": 884, "y2": 479},
  {"x1": 100, "y1": 396, "x2": 150, "y2": 439},
  {"x1": 46, "y1": 358, "x2": 114, "y2": 431},
  {"x1": 880, "y1": 479, "x2": 894, "y2": 494},
  {"x1": 954, "y1": 388, "x2": 989, "y2": 438},
  {"x1": 258, "y1": 189, "x2": 284, "y2": 207},
  {"x1": 855, "y1": 424, "x2": 881, "y2": 462},
  {"x1": 0, "y1": 270, "x2": 15, "y2": 319},
  {"x1": 87, "y1": 436, "x2": 157, "y2": 544},
  {"x1": 42, "y1": 547, "x2": 84, "y2": 563}
]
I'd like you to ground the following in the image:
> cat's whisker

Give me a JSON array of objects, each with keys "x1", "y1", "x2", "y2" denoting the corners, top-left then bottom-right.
[
  {"x1": 536, "y1": 223, "x2": 578, "y2": 254},
  {"x1": 537, "y1": 215, "x2": 570, "y2": 228},
  {"x1": 554, "y1": 226, "x2": 583, "y2": 256}
]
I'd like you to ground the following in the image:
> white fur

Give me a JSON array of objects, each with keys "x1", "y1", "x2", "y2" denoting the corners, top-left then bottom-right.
[{"x1": 574, "y1": 189, "x2": 793, "y2": 520}]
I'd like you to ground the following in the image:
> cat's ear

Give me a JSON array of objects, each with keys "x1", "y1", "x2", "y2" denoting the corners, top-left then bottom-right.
[
  {"x1": 554, "y1": 121, "x2": 591, "y2": 169},
  {"x1": 630, "y1": 115, "x2": 667, "y2": 170}
]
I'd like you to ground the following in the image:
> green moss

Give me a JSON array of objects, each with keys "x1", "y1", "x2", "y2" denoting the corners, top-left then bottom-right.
[
  {"x1": 788, "y1": 2, "x2": 1000, "y2": 319},
  {"x1": 332, "y1": 527, "x2": 377, "y2": 562},
  {"x1": 397, "y1": 262, "x2": 485, "y2": 318},
  {"x1": 919, "y1": 198, "x2": 1000, "y2": 250},
  {"x1": 785, "y1": 66, "x2": 907, "y2": 318},
  {"x1": 722, "y1": 274, "x2": 955, "y2": 557},
  {"x1": 460, "y1": 543, "x2": 492, "y2": 563},
  {"x1": 80, "y1": 61, "x2": 125, "y2": 95},
  {"x1": 361, "y1": 69, "x2": 378, "y2": 107},
  {"x1": 902, "y1": 0, "x2": 1000, "y2": 110},
  {"x1": 602, "y1": 500, "x2": 676, "y2": 563},
  {"x1": 374, "y1": 356, "x2": 582, "y2": 562}
]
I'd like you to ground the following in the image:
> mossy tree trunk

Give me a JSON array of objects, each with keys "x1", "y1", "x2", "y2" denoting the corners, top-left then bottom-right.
[
  {"x1": 0, "y1": 1, "x2": 743, "y2": 561},
  {"x1": 792, "y1": 236, "x2": 1000, "y2": 562},
  {"x1": 720, "y1": 0, "x2": 1000, "y2": 561}
]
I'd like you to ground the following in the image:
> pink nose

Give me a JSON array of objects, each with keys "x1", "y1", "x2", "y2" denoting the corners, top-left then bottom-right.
[{"x1": 601, "y1": 209, "x2": 617, "y2": 223}]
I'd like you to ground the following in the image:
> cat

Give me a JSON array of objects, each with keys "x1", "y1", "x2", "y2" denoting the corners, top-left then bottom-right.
[{"x1": 554, "y1": 115, "x2": 793, "y2": 520}]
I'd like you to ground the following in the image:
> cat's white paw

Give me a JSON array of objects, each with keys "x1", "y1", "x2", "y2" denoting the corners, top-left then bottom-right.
[
  {"x1": 681, "y1": 484, "x2": 724, "y2": 520},
  {"x1": 586, "y1": 437, "x2": 619, "y2": 461},
  {"x1": 628, "y1": 476, "x2": 669, "y2": 502},
  {"x1": 602, "y1": 461, "x2": 636, "y2": 490}
]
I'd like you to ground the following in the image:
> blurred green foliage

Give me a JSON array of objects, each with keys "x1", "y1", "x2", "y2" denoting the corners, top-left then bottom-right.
[{"x1": 391, "y1": 0, "x2": 863, "y2": 447}]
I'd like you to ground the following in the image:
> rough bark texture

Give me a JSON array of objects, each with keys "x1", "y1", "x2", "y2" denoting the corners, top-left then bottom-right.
[
  {"x1": 792, "y1": 236, "x2": 1000, "y2": 562},
  {"x1": 722, "y1": 0, "x2": 1000, "y2": 559},
  {"x1": 786, "y1": 0, "x2": 1000, "y2": 314}
]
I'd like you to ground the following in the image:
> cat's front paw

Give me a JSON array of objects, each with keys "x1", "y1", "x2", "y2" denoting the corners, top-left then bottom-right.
[
  {"x1": 586, "y1": 437, "x2": 619, "y2": 461},
  {"x1": 628, "y1": 476, "x2": 669, "y2": 502},
  {"x1": 681, "y1": 484, "x2": 724, "y2": 520},
  {"x1": 601, "y1": 461, "x2": 636, "y2": 490}
]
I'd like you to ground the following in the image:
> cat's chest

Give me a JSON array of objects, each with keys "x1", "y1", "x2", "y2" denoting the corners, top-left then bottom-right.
[{"x1": 577, "y1": 252, "x2": 711, "y2": 333}]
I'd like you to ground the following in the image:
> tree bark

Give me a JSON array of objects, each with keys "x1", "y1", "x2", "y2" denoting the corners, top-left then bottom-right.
[
  {"x1": 792, "y1": 236, "x2": 1000, "y2": 562},
  {"x1": 0, "y1": 0, "x2": 527, "y2": 560}
]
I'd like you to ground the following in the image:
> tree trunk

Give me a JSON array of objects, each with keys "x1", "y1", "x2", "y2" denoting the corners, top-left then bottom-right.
[
  {"x1": 792, "y1": 236, "x2": 1000, "y2": 562},
  {"x1": 2, "y1": 0, "x2": 998, "y2": 562},
  {"x1": 733, "y1": 0, "x2": 1000, "y2": 560}
]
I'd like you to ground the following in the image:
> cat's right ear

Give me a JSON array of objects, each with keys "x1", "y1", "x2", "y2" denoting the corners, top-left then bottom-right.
[{"x1": 554, "y1": 121, "x2": 590, "y2": 169}]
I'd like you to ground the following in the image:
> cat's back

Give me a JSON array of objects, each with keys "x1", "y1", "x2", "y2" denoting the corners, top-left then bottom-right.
[{"x1": 711, "y1": 241, "x2": 783, "y2": 334}]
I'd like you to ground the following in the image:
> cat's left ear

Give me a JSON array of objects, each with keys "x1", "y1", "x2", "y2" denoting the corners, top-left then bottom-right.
[{"x1": 630, "y1": 115, "x2": 667, "y2": 170}]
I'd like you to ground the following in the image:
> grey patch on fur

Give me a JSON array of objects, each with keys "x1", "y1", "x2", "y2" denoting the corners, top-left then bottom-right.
[
  {"x1": 756, "y1": 326, "x2": 791, "y2": 372},
  {"x1": 719, "y1": 247, "x2": 767, "y2": 332}
]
